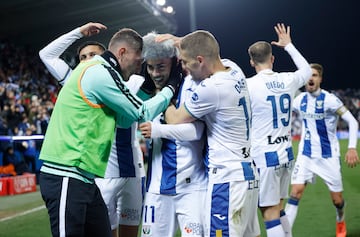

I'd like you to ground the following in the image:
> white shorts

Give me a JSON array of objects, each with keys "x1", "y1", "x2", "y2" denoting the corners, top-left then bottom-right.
[
  {"x1": 291, "y1": 154, "x2": 343, "y2": 192},
  {"x1": 141, "y1": 190, "x2": 206, "y2": 237},
  {"x1": 95, "y1": 177, "x2": 144, "y2": 229},
  {"x1": 258, "y1": 160, "x2": 293, "y2": 207},
  {"x1": 204, "y1": 180, "x2": 260, "y2": 237}
]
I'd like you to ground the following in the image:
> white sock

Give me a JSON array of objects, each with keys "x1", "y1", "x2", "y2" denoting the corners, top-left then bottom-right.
[
  {"x1": 280, "y1": 209, "x2": 293, "y2": 237},
  {"x1": 265, "y1": 219, "x2": 286, "y2": 237},
  {"x1": 285, "y1": 197, "x2": 299, "y2": 227}
]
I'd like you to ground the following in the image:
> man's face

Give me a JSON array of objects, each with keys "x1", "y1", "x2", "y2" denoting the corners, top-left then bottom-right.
[
  {"x1": 179, "y1": 49, "x2": 204, "y2": 81},
  {"x1": 121, "y1": 47, "x2": 143, "y2": 81},
  {"x1": 146, "y1": 58, "x2": 172, "y2": 89},
  {"x1": 79, "y1": 45, "x2": 104, "y2": 62},
  {"x1": 305, "y1": 68, "x2": 322, "y2": 93}
]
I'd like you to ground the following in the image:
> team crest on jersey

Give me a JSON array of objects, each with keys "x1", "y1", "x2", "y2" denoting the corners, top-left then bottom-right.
[
  {"x1": 142, "y1": 225, "x2": 152, "y2": 235},
  {"x1": 315, "y1": 100, "x2": 324, "y2": 109},
  {"x1": 191, "y1": 92, "x2": 199, "y2": 102}
]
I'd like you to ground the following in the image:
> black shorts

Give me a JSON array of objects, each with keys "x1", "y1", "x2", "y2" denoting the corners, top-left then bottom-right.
[{"x1": 39, "y1": 172, "x2": 112, "y2": 237}]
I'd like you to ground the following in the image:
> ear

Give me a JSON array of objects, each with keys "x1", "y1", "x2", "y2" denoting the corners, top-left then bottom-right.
[
  {"x1": 117, "y1": 47, "x2": 126, "y2": 60},
  {"x1": 250, "y1": 59, "x2": 255, "y2": 67},
  {"x1": 196, "y1": 55, "x2": 204, "y2": 64},
  {"x1": 270, "y1": 55, "x2": 275, "y2": 64}
]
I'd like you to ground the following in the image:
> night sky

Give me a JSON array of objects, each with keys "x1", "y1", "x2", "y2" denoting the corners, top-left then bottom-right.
[{"x1": 168, "y1": 0, "x2": 359, "y2": 90}]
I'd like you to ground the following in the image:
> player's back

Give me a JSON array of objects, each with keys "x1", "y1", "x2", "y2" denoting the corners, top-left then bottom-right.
[
  {"x1": 247, "y1": 69, "x2": 304, "y2": 167},
  {"x1": 185, "y1": 61, "x2": 254, "y2": 183}
]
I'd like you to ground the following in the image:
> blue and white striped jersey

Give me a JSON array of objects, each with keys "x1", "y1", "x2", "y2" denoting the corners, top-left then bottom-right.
[
  {"x1": 246, "y1": 44, "x2": 311, "y2": 168},
  {"x1": 184, "y1": 60, "x2": 255, "y2": 183},
  {"x1": 104, "y1": 75, "x2": 146, "y2": 178},
  {"x1": 293, "y1": 90, "x2": 344, "y2": 159},
  {"x1": 146, "y1": 76, "x2": 208, "y2": 194}
]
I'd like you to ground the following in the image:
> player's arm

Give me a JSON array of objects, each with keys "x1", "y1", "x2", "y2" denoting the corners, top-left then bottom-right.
[
  {"x1": 83, "y1": 66, "x2": 174, "y2": 128},
  {"x1": 39, "y1": 22, "x2": 106, "y2": 85},
  {"x1": 164, "y1": 104, "x2": 197, "y2": 124},
  {"x1": 337, "y1": 106, "x2": 359, "y2": 168},
  {"x1": 271, "y1": 23, "x2": 312, "y2": 86},
  {"x1": 39, "y1": 27, "x2": 83, "y2": 84},
  {"x1": 139, "y1": 120, "x2": 205, "y2": 141}
]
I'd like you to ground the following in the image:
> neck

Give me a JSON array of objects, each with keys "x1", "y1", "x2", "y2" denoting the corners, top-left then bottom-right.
[
  {"x1": 255, "y1": 63, "x2": 272, "y2": 73},
  {"x1": 310, "y1": 88, "x2": 321, "y2": 97},
  {"x1": 101, "y1": 50, "x2": 122, "y2": 75}
]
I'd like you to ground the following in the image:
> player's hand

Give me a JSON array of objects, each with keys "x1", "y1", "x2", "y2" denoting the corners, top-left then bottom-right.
[
  {"x1": 140, "y1": 62, "x2": 156, "y2": 95},
  {"x1": 344, "y1": 148, "x2": 359, "y2": 168},
  {"x1": 139, "y1": 122, "x2": 153, "y2": 139},
  {"x1": 155, "y1": 34, "x2": 182, "y2": 48},
  {"x1": 80, "y1": 22, "x2": 107, "y2": 37},
  {"x1": 166, "y1": 57, "x2": 183, "y2": 100},
  {"x1": 271, "y1": 23, "x2": 291, "y2": 48}
]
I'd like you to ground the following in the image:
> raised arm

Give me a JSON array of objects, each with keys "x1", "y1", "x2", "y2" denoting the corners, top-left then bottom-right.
[
  {"x1": 271, "y1": 23, "x2": 312, "y2": 85},
  {"x1": 39, "y1": 22, "x2": 106, "y2": 85}
]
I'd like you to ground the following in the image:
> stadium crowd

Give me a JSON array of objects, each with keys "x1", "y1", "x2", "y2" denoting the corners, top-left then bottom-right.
[{"x1": 0, "y1": 39, "x2": 359, "y2": 171}]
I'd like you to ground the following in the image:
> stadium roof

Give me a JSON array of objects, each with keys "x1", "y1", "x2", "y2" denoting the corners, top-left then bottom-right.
[{"x1": 0, "y1": 0, "x2": 177, "y2": 53}]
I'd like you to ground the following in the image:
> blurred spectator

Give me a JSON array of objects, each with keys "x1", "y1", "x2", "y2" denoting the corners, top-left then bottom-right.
[
  {"x1": 20, "y1": 127, "x2": 38, "y2": 173},
  {"x1": 2, "y1": 145, "x2": 29, "y2": 175}
]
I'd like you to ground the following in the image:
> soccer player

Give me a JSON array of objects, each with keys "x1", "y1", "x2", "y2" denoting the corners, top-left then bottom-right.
[
  {"x1": 38, "y1": 27, "x2": 181, "y2": 237},
  {"x1": 39, "y1": 22, "x2": 146, "y2": 237},
  {"x1": 138, "y1": 31, "x2": 207, "y2": 237},
  {"x1": 246, "y1": 23, "x2": 312, "y2": 237},
  {"x1": 285, "y1": 63, "x2": 359, "y2": 237},
  {"x1": 39, "y1": 22, "x2": 107, "y2": 86},
  {"x1": 161, "y1": 30, "x2": 260, "y2": 237}
]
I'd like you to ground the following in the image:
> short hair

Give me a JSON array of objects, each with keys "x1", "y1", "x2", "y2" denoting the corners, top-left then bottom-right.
[
  {"x1": 180, "y1": 30, "x2": 220, "y2": 59},
  {"x1": 142, "y1": 31, "x2": 178, "y2": 60},
  {"x1": 108, "y1": 28, "x2": 143, "y2": 52},
  {"x1": 310, "y1": 63, "x2": 323, "y2": 77},
  {"x1": 248, "y1": 41, "x2": 272, "y2": 64},
  {"x1": 76, "y1": 41, "x2": 106, "y2": 56}
]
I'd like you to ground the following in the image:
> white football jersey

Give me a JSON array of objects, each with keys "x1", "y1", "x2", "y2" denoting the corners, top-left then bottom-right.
[
  {"x1": 293, "y1": 90, "x2": 343, "y2": 159},
  {"x1": 246, "y1": 43, "x2": 311, "y2": 168},
  {"x1": 146, "y1": 75, "x2": 208, "y2": 194},
  {"x1": 184, "y1": 60, "x2": 255, "y2": 183},
  {"x1": 247, "y1": 69, "x2": 307, "y2": 168}
]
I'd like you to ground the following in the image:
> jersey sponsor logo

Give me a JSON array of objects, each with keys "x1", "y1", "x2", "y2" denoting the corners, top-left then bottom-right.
[
  {"x1": 300, "y1": 111, "x2": 324, "y2": 120},
  {"x1": 184, "y1": 222, "x2": 203, "y2": 235},
  {"x1": 213, "y1": 214, "x2": 226, "y2": 220},
  {"x1": 120, "y1": 208, "x2": 140, "y2": 221},
  {"x1": 267, "y1": 135, "x2": 290, "y2": 144}
]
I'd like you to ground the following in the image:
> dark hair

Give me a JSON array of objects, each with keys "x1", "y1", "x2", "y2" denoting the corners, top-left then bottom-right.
[
  {"x1": 76, "y1": 41, "x2": 106, "y2": 56},
  {"x1": 310, "y1": 63, "x2": 323, "y2": 77},
  {"x1": 248, "y1": 41, "x2": 272, "y2": 64},
  {"x1": 108, "y1": 28, "x2": 143, "y2": 52}
]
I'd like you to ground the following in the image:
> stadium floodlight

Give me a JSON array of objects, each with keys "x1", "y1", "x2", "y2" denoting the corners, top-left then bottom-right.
[
  {"x1": 156, "y1": 0, "x2": 166, "y2": 6},
  {"x1": 162, "y1": 6, "x2": 174, "y2": 14}
]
